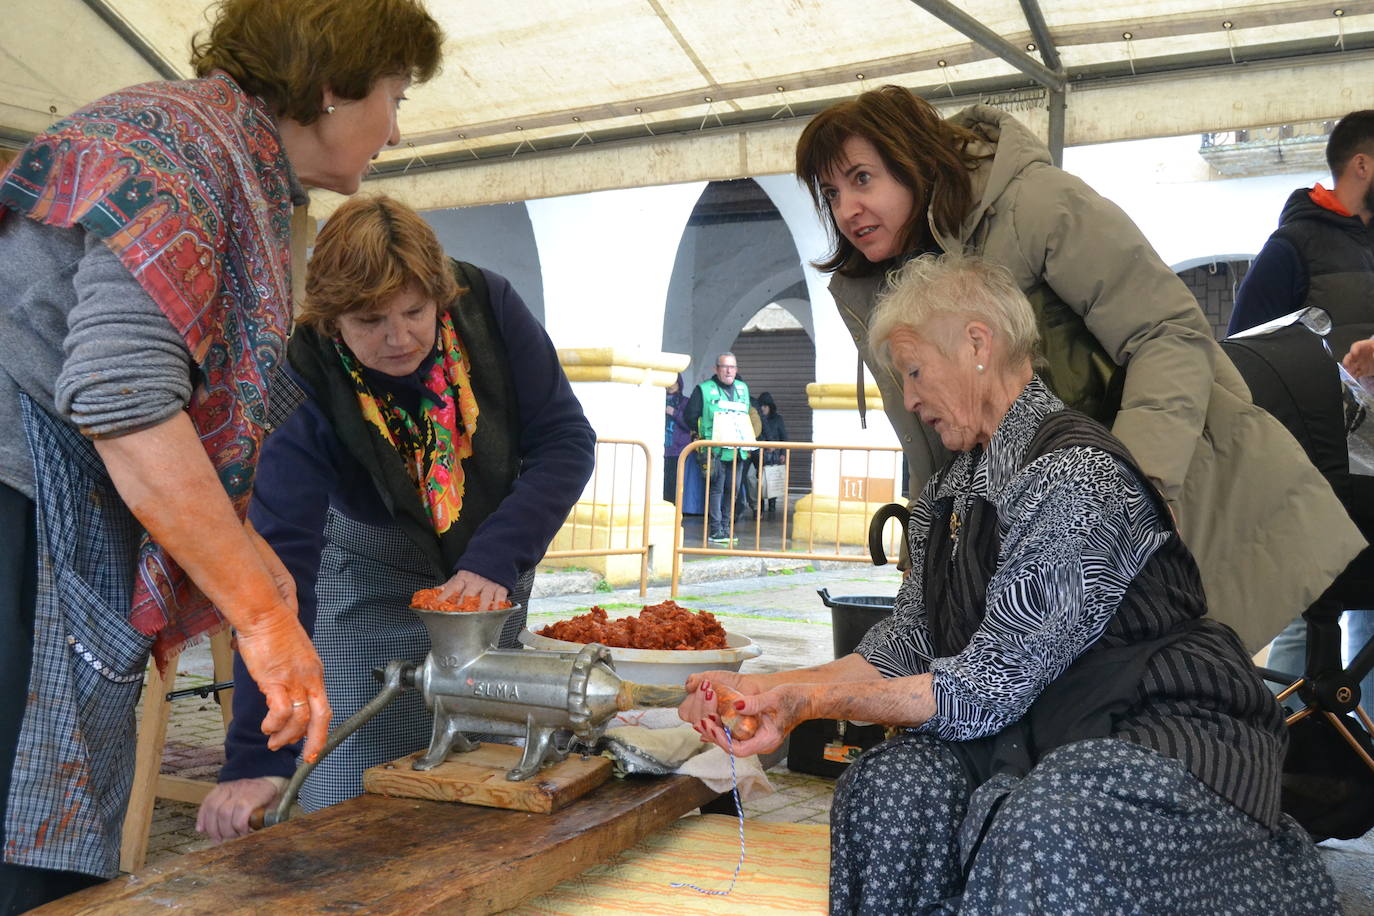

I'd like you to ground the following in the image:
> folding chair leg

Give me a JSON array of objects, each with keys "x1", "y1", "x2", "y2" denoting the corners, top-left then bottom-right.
[
  {"x1": 1324, "y1": 710, "x2": 1374, "y2": 773},
  {"x1": 210, "y1": 629, "x2": 235, "y2": 733},
  {"x1": 120, "y1": 652, "x2": 176, "y2": 874}
]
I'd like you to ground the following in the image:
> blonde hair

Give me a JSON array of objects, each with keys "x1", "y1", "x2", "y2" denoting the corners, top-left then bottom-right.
[
  {"x1": 868, "y1": 253, "x2": 1039, "y2": 372},
  {"x1": 300, "y1": 194, "x2": 461, "y2": 334}
]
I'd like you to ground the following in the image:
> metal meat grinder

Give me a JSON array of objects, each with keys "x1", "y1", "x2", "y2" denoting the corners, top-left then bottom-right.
[{"x1": 258, "y1": 603, "x2": 689, "y2": 827}]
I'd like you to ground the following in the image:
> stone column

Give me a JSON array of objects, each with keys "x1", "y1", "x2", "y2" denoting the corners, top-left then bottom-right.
[
  {"x1": 753, "y1": 175, "x2": 903, "y2": 549},
  {"x1": 526, "y1": 183, "x2": 706, "y2": 584},
  {"x1": 787, "y1": 383, "x2": 904, "y2": 550},
  {"x1": 547, "y1": 349, "x2": 689, "y2": 584}
]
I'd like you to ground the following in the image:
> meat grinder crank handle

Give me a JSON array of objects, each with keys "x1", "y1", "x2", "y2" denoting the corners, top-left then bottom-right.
[{"x1": 249, "y1": 659, "x2": 414, "y2": 830}]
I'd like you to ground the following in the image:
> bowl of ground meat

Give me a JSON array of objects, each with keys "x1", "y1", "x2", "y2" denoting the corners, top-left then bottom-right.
[{"x1": 518, "y1": 600, "x2": 761, "y2": 686}]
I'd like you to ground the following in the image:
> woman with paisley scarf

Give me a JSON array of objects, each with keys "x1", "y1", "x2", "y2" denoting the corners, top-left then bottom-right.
[
  {"x1": 0, "y1": 0, "x2": 442, "y2": 906},
  {"x1": 196, "y1": 195, "x2": 596, "y2": 843}
]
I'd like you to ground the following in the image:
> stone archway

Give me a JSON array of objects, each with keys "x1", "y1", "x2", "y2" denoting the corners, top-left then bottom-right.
[
  {"x1": 1171, "y1": 255, "x2": 1257, "y2": 338},
  {"x1": 731, "y1": 298, "x2": 816, "y2": 488},
  {"x1": 421, "y1": 202, "x2": 546, "y2": 324},
  {"x1": 662, "y1": 179, "x2": 813, "y2": 389}
]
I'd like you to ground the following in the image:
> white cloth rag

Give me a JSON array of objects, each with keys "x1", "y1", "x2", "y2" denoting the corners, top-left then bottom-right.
[{"x1": 601, "y1": 707, "x2": 774, "y2": 801}]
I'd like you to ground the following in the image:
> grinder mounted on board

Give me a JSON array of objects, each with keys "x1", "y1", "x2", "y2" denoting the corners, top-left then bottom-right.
[{"x1": 253, "y1": 601, "x2": 758, "y2": 828}]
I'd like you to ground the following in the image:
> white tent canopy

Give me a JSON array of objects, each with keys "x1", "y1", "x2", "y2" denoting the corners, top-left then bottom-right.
[{"x1": 6, "y1": 0, "x2": 1374, "y2": 212}]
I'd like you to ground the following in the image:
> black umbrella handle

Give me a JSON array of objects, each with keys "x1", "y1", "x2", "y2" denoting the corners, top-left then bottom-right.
[{"x1": 868, "y1": 503, "x2": 911, "y2": 566}]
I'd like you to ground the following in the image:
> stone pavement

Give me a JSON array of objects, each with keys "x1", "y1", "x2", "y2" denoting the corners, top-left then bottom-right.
[{"x1": 138, "y1": 562, "x2": 1373, "y2": 914}]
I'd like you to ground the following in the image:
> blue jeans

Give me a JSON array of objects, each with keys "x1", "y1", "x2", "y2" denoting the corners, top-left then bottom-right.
[{"x1": 1268, "y1": 610, "x2": 1374, "y2": 705}]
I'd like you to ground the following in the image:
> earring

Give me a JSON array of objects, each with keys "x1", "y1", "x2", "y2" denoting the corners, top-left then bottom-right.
[
  {"x1": 326, "y1": 105, "x2": 336, "y2": 114},
  {"x1": 976, "y1": 364, "x2": 985, "y2": 373}
]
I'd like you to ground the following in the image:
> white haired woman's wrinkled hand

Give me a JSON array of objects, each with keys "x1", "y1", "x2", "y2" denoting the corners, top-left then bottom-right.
[{"x1": 692, "y1": 684, "x2": 814, "y2": 758}]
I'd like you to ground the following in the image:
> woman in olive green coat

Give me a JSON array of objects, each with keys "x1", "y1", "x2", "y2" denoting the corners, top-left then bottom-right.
[{"x1": 798, "y1": 86, "x2": 1363, "y2": 651}]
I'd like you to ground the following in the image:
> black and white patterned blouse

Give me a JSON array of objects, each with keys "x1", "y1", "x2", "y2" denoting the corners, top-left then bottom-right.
[{"x1": 857, "y1": 375, "x2": 1172, "y2": 742}]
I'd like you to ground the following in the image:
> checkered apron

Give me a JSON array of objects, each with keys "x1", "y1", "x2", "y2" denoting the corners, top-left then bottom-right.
[
  {"x1": 5, "y1": 396, "x2": 153, "y2": 877},
  {"x1": 296, "y1": 508, "x2": 532, "y2": 812}
]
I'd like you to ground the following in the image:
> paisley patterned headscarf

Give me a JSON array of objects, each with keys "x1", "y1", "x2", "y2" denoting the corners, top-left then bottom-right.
[
  {"x1": 335, "y1": 309, "x2": 480, "y2": 533},
  {"x1": 0, "y1": 72, "x2": 296, "y2": 669}
]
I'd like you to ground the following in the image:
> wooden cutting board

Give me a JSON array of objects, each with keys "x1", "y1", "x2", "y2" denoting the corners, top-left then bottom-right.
[
  {"x1": 35, "y1": 776, "x2": 719, "y2": 915},
  {"x1": 362, "y1": 743, "x2": 612, "y2": 814}
]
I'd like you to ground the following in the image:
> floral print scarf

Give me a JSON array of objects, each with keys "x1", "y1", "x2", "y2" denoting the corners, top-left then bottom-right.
[{"x1": 335, "y1": 310, "x2": 479, "y2": 533}]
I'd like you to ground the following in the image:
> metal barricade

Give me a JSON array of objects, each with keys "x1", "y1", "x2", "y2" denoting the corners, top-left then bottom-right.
[
  {"x1": 671, "y1": 439, "x2": 906, "y2": 595},
  {"x1": 544, "y1": 438, "x2": 652, "y2": 596}
]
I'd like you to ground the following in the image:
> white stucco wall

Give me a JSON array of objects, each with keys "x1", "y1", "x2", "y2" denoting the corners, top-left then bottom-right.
[
  {"x1": 1062, "y1": 135, "x2": 1327, "y2": 269},
  {"x1": 526, "y1": 183, "x2": 707, "y2": 503}
]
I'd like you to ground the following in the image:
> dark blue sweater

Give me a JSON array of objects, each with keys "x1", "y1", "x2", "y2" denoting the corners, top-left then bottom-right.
[
  {"x1": 1228, "y1": 186, "x2": 1373, "y2": 335},
  {"x1": 221, "y1": 268, "x2": 595, "y2": 781},
  {"x1": 1227, "y1": 235, "x2": 1307, "y2": 335}
]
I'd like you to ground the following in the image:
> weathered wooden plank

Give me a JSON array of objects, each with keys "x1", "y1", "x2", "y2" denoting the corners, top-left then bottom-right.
[
  {"x1": 362, "y1": 744, "x2": 612, "y2": 814},
  {"x1": 34, "y1": 776, "x2": 718, "y2": 916}
]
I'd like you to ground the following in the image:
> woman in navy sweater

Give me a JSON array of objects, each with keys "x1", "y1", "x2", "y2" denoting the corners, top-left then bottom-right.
[{"x1": 197, "y1": 195, "x2": 595, "y2": 842}]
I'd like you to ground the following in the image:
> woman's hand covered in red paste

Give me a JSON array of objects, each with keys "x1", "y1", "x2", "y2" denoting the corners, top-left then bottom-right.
[
  {"x1": 434, "y1": 569, "x2": 510, "y2": 612},
  {"x1": 236, "y1": 615, "x2": 331, "y2": 761}
]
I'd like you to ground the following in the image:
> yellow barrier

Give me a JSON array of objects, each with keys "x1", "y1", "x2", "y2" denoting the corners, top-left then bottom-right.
[
  {"x1": 544, "y1": 438, "x2": 652, "y2": 596},
  {"x1": 671, "y1": 439, "x2": 907, "y2": 596}
]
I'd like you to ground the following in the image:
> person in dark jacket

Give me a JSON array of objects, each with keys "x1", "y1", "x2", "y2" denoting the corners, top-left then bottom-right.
[
  {"x1": 663, "y1": 373, "x2": 693, "y2": 501},
  {"x1": 755, "y1": 392, "x2": 788, "y2": 516},
  {"x1": 196, "y1": 195, "x2": 595, "y2": 843},
  {"x1": 1228, "y1": 110, "x2": 1374, "y2": 335},
  {"x1": 681, "y1": 254, "x2": 1335, "y2": 915},
  {"x1": 1227, "y1": 110, "x2": 1374, "y2": 702}
]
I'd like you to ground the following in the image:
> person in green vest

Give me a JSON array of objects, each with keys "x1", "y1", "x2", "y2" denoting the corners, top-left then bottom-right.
[{"x1": 685, "y1": 353, "x2": 756, "y2": 543}]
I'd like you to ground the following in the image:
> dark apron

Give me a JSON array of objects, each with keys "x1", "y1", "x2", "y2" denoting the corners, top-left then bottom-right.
[{"x1": 296, "y1": 507, "x2": 533, "y2": 812}]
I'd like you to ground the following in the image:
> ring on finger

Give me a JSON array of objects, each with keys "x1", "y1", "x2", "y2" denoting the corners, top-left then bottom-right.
[{"x1": 291, "y1": 701, "x2": 307, "y2": 708}]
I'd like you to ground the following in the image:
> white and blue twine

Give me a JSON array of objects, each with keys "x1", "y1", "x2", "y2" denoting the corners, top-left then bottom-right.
[{"x1": 670, "y1": 727, "x2": 747, "y2": 896}]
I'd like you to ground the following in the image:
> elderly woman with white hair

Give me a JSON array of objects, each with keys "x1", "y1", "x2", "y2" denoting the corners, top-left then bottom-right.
[{"x1": 680, "y1": 254, "x2": 1336, "y2": 914}]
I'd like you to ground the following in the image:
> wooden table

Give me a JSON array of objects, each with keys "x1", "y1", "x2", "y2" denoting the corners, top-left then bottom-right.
[{"x1": 35, "y1": 775, "x2": 718, "y2": 915}]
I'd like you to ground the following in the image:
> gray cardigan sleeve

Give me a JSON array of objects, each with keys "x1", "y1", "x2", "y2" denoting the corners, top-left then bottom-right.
[{"x1": 55, "y1": 233, "x2": 193, "y2": 436}]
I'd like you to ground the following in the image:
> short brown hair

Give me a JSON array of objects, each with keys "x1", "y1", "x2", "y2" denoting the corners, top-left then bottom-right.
[
  {"x1": 300, "y1": 194, "x2": 462, "y2": 334},
  {"x1": 191, "y1": 0, "x2": 444, "y2": 125},
  {"x1": 796, "y1": 85, "x2": 989, "y2": 278},
  {"x1": 1327, "y1": 109, "x2": 1374, "y2": 177}
]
